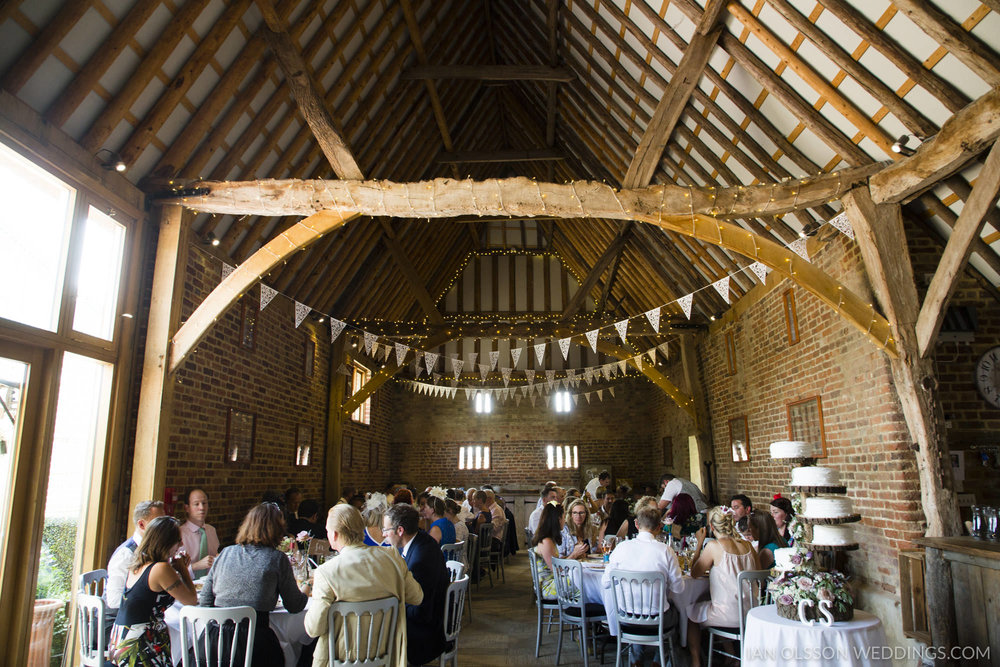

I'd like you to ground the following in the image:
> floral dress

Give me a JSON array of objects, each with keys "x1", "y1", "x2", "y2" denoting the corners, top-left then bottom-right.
[{"x1": 109, "y1": 564, "x2": 175, "y2": 667}]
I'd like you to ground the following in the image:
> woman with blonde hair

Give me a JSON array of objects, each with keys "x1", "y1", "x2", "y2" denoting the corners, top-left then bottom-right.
[
  {"x1": 685, "y1": 506, "x2": 759, "y2": 667},
  {"x1": 361, "y1": 493, "x2": 388, "y2": 546},
  {"x1": 561, "y1": 498, "x2": 597, "y2": 558}
]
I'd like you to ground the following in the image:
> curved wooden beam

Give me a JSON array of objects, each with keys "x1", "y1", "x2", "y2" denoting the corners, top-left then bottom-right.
[{"x1": 169, "y1": 177, "x2": 897, "y2": 378}]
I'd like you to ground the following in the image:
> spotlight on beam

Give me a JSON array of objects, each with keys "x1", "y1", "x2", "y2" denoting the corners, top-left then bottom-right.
[
  {"x1": 96, "y1": 148, "x2": 127, "y2": 172},
  {"x1": 891, "y1": 134, "x2": 916, "y2": 157}
]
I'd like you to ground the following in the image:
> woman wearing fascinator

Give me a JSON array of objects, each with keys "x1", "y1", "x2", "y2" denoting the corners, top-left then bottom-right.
[{"x1": 361, "y1": 492, "x2": 389, "y2": 546}]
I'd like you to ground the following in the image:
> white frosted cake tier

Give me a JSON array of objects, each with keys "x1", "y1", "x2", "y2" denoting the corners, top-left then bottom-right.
[
  {"x1": 810, "y1": 525, "x2": 854, "y2": 546},
  {"x1": 802, "y1": 496, "x2": 853, "y2": 519},
  {"x1": 791, "y1": 466, "x2": 840, "y2": 487},
  {"x1": 773, "y1": 547, "x2": 797, "y2": 570},
  {"x1": 769, "y1": 441, "x2": 811, "y2": 459}
]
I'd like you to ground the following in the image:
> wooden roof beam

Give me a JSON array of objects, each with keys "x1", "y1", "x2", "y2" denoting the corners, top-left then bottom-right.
[
  {"x1": 0, "y1": 0, "x2": 94, "y2": 95},
  {"x1": 437, "y1": 148, "x2": 565, "y2": 164},
  {"x1": 377, "y1": 219, "x2": 446, "y2": 325},
  {"x1": 401, "y1": 65, "x2": 574, "y2": 81},
  {"x1": 915, "y1": 140, "x2": 1000, "y2": 356},
  {"x1": 917, "y1": 192, "x2": 1000, "y2": 281}
]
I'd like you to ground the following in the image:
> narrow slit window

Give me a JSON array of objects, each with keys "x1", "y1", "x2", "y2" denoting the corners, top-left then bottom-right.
[
  {"x1": 458, "y1": 445, "x2": 490, "y2": 470},
  {"x1": 725, "y1": 331, "x2": 737, "y2": 375},
  {"x1": 546, "y1": 445, "x2": 579, "y2": 469},
  {"x1": 783, "y1": 290, "x2": 800, "y2": 345},
  {"x1": 350, "y1": 363, "x2": 372, "y2": 424}
]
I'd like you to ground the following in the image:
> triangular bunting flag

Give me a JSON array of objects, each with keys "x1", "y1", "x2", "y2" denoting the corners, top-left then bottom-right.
[
  {"x1": 617, "y1": 359, "x2": 627, "y2": 374},
  {"x1": 525, "y1": 369, "x2": 535, "y2": 384},
  {"x1": 614, "y1": 320, "x2": 629, "y2": 345},
  {"x1": 644, "y1": 307, "x2": 661, "y2": 333},
  {"x1": 534, "y1": 343, "x2": 545, "y2": 366},
  {"x1": 658, "y1": 342, "x2": 670, "y2": 359},
  {"x1": 468, "y1": 352, "x2": 478, "y2": 367},
  {"x1": 748, "y1": 261, "x2": 769, "y2": 284},
  {"x1": 558, "y1": 337, "x2": 571, "y2": 360},
  {"x1": 609, "y1": 387, "x2": 616, "y2": 398},
  {"x1": 510, "y1": 348, "x2": 522, "y2": 367},
  {"x1": 597, "y1": 389, "x2": 604, "y2": 401},
  {"x1": 465, "y1": 388, "x2": 473, "y2": 400},
  {"x1": 479, "y1": 364, "x2": 489, "y2": 381},
  {"x1": 414, "y1": 360, "x2": 424, "y2": 378},
  {"x1": 789, "y1": 238, "x2": 810, "y2": 261},
  {"x1": 560, "y1": 378, "x2": 568, "y2": 389},
  {"x1": 515, "y1": 395, "x2": 522, "y2": 407},
  {"x1": 828, "y1": 211, "x2": 855, "y2": 240},
  {"x1": 489, "y1": 350, "x2": 500, "y2": 371},
  {"x1": 678, "y1": 293, "x2": 693, "y2": 320},
  {"x1": 453, "y1": 358, "x2": 464, "y2": 380},
  {"x1": 336, "y1": 363, "x2": 351, "y2": 375},
  {"x1": 584, "y1": 393, "x2": 591, "y2": 404},
  {"x1": 395, "y1": 343, "x2": 408, "y2": 367},
  {"x1": 383, "y1": 344, "x2": 392, "y2": 362},
  {"x1": 572, "y1": 394, "x2": 579, "y2": 406},
  {"x1": 712, "y1": 276, "x2": 731, "y2": 304},
  {"x1": 260, "y1": 284, "x2": 278, "y2": 311},
  {"x1": 425, "y1": 351, "x2": 439, "y2": 374},
  {"x1": 602, "y1": 365, "x2": 613, "y2": 381},
  {"x1": 648, "y1": 348, "x2": 657, "y2": 365},
  {"x1": 635, "y1": 355, "x2": 644, "y2": 371},
  {"x1": 567, "y1": 369, "x2": 577, "y2": 381},
  {"x1": 584, "y1": 369, "x2": 594, "y2": 386},
  {"x1": 221, "y1": 263, "x2": 235, "y2": 280},
  {"x1": 329, "y1": 318, "x2": 346, "y2": 342},
  {"x1": 294, "y1": 301, "x2": 311, "y2": 328},
  {"x1": 501, "y1": 367, "x2": 512, "y2": 386},
  {"x1": 585, "y1": 329, "x2": 599, "y2": 353},
  {"x1": 545, "y1": 370, "x2": 555, "y2": 388},
  {"x1": 363, "y1": 331, "x2": 378, "y2": 354}
]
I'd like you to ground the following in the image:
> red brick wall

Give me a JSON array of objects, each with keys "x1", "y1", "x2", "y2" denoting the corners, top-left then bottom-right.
[
  {"x1": 649, "y1": 358, "x2": 696, "y2": 483},
  {"x1": 341, "y1": 352, "x2": 395, "y2": 496},
  {"x1": 700, "y1": 232, "x2": 924, "y2": 597}
]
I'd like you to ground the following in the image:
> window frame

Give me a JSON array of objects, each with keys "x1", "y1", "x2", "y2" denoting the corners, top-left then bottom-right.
[
  {"x1": 458, "y1": 444, "x2": 491, "y2": 470},
  {"x1": 783, "y1": 289, "x2": 800, "y2": 345},
  {"x1": 350, "y1": 362, "x2": 372, "y2": 425},
  {"x1": 725, "y1": 331, "x2": 737, "y2": 376},
  {"x1": 786, "y1": 395, "x2": 827, "y2": 458},
  {"x1": 545, "y1": 444, "x2": 579, "y2": 469}
]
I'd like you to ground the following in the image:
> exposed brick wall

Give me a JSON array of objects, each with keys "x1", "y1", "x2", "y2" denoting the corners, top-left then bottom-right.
[
  {"x1": 699, "y1": 233, "x2": 924, "y2": 598},
  {"x1": 341, "y1": 355, "x2": 395, "y2": 495},
  {"x1": 648, "y1": 358, "x2": 696, "y2": 484}
]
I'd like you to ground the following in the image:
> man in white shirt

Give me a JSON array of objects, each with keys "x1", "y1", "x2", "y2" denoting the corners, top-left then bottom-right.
[
  {"x1": 105, "y1": 500, "x2": 165, "y2": 628},
  {"x1": 656, "y1": 473, "x2": 709, "y2": 513},
  {"x1": 584, "y1": 470, "x2": 611, "y2": 503},
  {"x1": 602, "y1": 505, "x2": 684, "y2": 665},
  {"x1": 528, "y1": 484, "x2": 558, "y2": 535}
]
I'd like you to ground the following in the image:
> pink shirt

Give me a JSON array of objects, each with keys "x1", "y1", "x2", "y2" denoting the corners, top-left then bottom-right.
[{"x1": 181, "y1": 520, "x2": 219, "y2": 576}]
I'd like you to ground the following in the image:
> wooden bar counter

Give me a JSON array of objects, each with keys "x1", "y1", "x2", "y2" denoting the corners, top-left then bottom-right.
[{"x1": 913, "y1": 537, "x2": 1000, "y2": 666}]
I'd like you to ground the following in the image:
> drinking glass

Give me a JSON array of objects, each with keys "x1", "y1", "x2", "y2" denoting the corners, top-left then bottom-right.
[
  {"x1": 987, "y1": 507, "x2": 1000, "y2": 542},
  {"x1": 971, "y1": 506, "x2": 984, "y2": 539}
]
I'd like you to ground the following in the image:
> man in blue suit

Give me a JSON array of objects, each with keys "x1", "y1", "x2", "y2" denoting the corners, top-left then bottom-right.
[{"x1": 384, "y1": 503, "x2": 449, "y2": 665}]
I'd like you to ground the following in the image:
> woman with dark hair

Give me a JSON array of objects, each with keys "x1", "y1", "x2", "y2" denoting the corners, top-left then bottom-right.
[
  {"x1": 531, "y1": 503, "x2": 570, "y2": 598},
  {"x1": 599, "y1": 498, "x2": 632, "y2": 541},
  {"x1": 665, "y1": 492, "x2": 705, "y2": 537},
  {"x1": 445, "y1": 498, "x2": 469, "y2": 544},
  {"x1": 748, "y1": 510, "x2": 788, "y2": 569},
  {"x1": 419, "y1": 496, "x2": 456, "y2": 544},
  {"x1": 109, "y1": 516, "x2": 197, "y2": 666},
  {"x1": 198, "y1": 503, "x2": 309, "y2": 666},
  {"x1": 770, "y1": 495, "x2": 795, "y2": 545},
  {"x1": 393, "y1": 488, "x2": 414, "y2": 505}
]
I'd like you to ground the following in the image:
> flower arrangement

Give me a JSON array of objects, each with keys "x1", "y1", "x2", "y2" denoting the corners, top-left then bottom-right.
[{"x1": 770, "y1": 568, "x2": 854, "y2": 622}]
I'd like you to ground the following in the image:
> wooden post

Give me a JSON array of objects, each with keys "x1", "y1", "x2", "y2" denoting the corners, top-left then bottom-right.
[
  {"x1": 680, "y1": 335, "x2": 715, "y2": 499},
  {"x1": 923, "y1": 546, "x2": 958, "y2": 666},
  {"x1": 324, "y1": 334, "x2": 347, "y2": 509},
  {"x1": 130, "y1": 204, "x2": 188, "y2": 509},
  {"x1": 842, "y1": 188, "x2": 960, "y2": 537}
]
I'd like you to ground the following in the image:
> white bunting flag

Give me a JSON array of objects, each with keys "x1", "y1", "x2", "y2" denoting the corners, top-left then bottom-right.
[
  {"x1": 572, "y1": 394, "x2": 579, "y2": 406},
  {"x1": 584, "y1": 368, "x2": 594, "y2": 385},
  {"x1": 489, "y1": 350, "x2": 500, "y2": 371},
  {"x1": 465, "y1": 387, "x2": 473, "y2": 400},
  {"x1": 602, "y1": 365, "x2": 613, "y2": 381},
  {"x1": 394, "y1": 343, "x2": 408, "y2": 367},
  {"x1": 383, "y1": 344, "x2": 392, "y2": 362},
  {"x1": 294, "y1": 301, "x2": 311, "y2": 328},
  {"x1": 614, "y1": 320, "x2": 629, "y2": 345},
  {"x1": 748, "y1": 261, "x2": 770, "y2": 284},
  {"x1": 452, "y1": 358, "x2": 464, "y2": 380},
  {"x1": 530, "y1": 396, "x2": 537, "y2": 408},
  {"x1": 515, "y1": 395, "x2": 522, "y2": 406},
  {"x1": 828, "y1": 211, "x2": 855, "y2": 240},
  {"x1": 658, "y1": 342, "x2": 670, "y2": 358},
  {"x1": 468, "y1": 352, "x2": 478, "y2": 367},
  {"x1": 525, "y1": 369, "x2": 535, "y2": 384},
  {"x1": 648, "y1": 348, "x2": 657, "y2": 365},
  {"x1": 260, "y1": 284, "x2": 278, "y2": 311},
  {"x1": 545, "y1": 370, "x2": 555, "y2": 388},
  {"x1": 221, "y1": 263, "x2": 235, "y2": 280},
  {"x1": 644, "y1": 307, "x2": 661, "y2": 333},
  {"x1": 585, "y1": 329, "x2": 599, "y2": 353},
  {"x1": 566, "y1": 369, "x2": 576, "y2": 381},
  {"x1": 712, "y1": 276, "x2": 731, "y2": 304},
  {"x1": 413, "y1": 353, "x2": 424, "y2": 378},
  {"x1": 425, "y1": 351, "x2": 439, "y2": 374},
  {"x1": 327, "y1": 318, "x2": 345, "y2": 343},
  {"x1": 510, "y1": 347, "x2": 522, "y2": 367},
  {"x1": 363, "y1": 331, "x2": 378, "y2": 354},
  {"x1": 679, "y1": 294, "x2": 693, "y2": 320},
  {"x1": 479, "y1": 364, "x2": 489, "y2": 381},
  {"x1": 617, "y1": 360, "x2": 627, "y2": 374},
  {"x1": 337, "y1": 363, "x2": 351, "y2": 375},
  {"x1": 789, "y1": 238, "x2": 810, "y2": 261},
  {"x1": 584, "y1": 393, "x2": 591, "y2": 404},
  {"x1": 558, "y1": 337, "x2": 571, "y2": 360},
  {"x1": 501, "y1": 367, "x2": 512, "y2": 386},
  {"x1": 560, "y1": 378, "x2": 568, "y2": 389},
  {"x1": 534, "y1": 343, "x2": 546, "y2": 366},
  {"x1": 609, "y1": 387, "x2": 616, "y2": 398},
  {"x1": 597, "y1": 389, "x2": 604, "y2": 401},
  {"x1": 635, "y1": 355, "x2": 644, "y2": 371}
]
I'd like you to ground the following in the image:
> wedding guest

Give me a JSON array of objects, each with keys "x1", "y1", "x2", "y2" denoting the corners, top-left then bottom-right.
[
  {"x1": 770, "y1": 495, "x2": 795, "y2": 546},
  {"x1": 531, "y1": 503, "x2": 566, "y2": 599},
  {"x1": 106, "y1": 501, "x2": 165, "y2": 624},
  {"x1": 289, "y1": 499, "x2": 327, "y2": 540},
  {"x1": 361, "y1": 495, "x2": 387, "y2": 546},
  {"x1": 665, "y1": 492, "x2": 705, "y2": 538},
  {"x1": 528, "y1": 484, "x2": 558, "y2": 533},
  {"x1": 584, "y1": 470, "x2": 611, "y2": 503},
  {"x1": 393, "y1": 488, "x2": 414, "y2": 505},
  {"x1": 285, "y1": 487, "x2": 303, "y2": 516},
  {"x1": 687, "y1": 507, "x2": 759, "y2": 667},
  {"x1": 108, "y1": 516, "x2": 197, "y2": 666},
  {"x1": 420, "y1": 496, "x2": 456, "y2": 544},
  {"x1": 657, "y1": 473, "x2": 709, "y2": 513},
  {"x1": 560, "y1": 498, "x2": 597, "y2": 559},
  {"x1": 445, "y1": 498, "x2": 469, "y2": 545},
  {"x1": 198, "y1": 503, "x2": 308, "y2": 667},
  {"x1": 730, "y1": 493, "x2": 753, "y2": 536},
  {"x1": 306, "y1": 505, "x2": 423, "y2": 667},
  {"x1": 599, "y1": 498, "x2": 632, "y2": 541},
  {"x1": 348, "y1": 494, "x2": 366, "y2": 510},
  {"x1": 180, "y1": 488, "x2": 218, "y2": 579},
  {"x1": 748, "y1": 510, "x2": 787, "y2": 569},
  {"x1": 590, "y1": 487, "x2": 615, "y2": 528}
]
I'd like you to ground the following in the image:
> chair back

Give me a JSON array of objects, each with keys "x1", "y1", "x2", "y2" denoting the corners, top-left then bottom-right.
[
  {"x1": 441, "y1": 541, "x2": 464, "y2": 562},
  {"x1": 79, "y1": 568, "x2": 107, "y2": 596},
  {"x1": 179, "y1": 605, "x2": 257, "y2": 667},
  {"x1": 327, "y1": 596, "x2": 399, "y2": 667},
  {"x1": 443, "y1": 575, "x2": 470, "y2": 642},
  {"x1": 76, "y1": 593, "x2": 106, "y2": 667},
  {"x1": 497, "y1": 521, "x2": 509, "y2": 554},
  {"x1": 526, "y1": 548, "x2": 547, "y2": 604},
  {"x1": 550, "y1": 558, "x2": 586, "y2": 615},
  {"x1": 465, "y1": 532, "x2": 478, "y2": 568},
  {"x1": 524, "y1": 526, "x2": 533, "y2": 548},
  {"x1": 607, "y1": 569, "x2": 670, "y2": 637},
  {"x1": 477, "y1": 522, "x2": 492, "y2": 556},
  {"x1": 445, "y1": 560, "x2": 466, "y2": 582},
  {"x1": 737, "y1": 570, "x2": 772, "y2": 638}
]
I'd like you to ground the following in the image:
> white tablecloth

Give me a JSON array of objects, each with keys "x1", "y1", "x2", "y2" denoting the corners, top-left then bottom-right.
[
  {"x1": 742, "y1": 605, "x2": 890, "y2": 666},
  {"x1": 165, "y1": 599, "x2": 311, "y2": 667},
  {"x1": 579, "y1": 563, "x2": 710, "y2": 647}
]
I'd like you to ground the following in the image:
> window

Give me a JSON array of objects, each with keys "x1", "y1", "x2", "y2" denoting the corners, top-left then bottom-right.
[
  {"x1": 787, "y1": 396, "x2": 826, "y2": 458},
  {"x1": 474, "y1": 391, "x2": 492, "y2": 414},
  {"x1": 783, "y1": 290, "x2": 800, "y2": 345},
  {"x1": 546, "y1": 445, "x2": 579, "y2": 469},
  {"x1": 729, "y1": 416, "x2": 749, "y2": 462},
  {"x1": 73, "y1": 206, "x2": 126, "y2": 340},
  {"x1": 458, "y1": 445, "x2": 490, "y2": 470},
  {"x1": 553, "y1": 390, "x2": 572, "y2": 413},
  {"x1": 350, "y1": 363, "x2": 371, "y2": 424},
  {"x1": 295, "y1": 425, "x2": 312, "y2": 466},
  {"x1": 725, "y1": 331, "x2": 736, "y2": 375}
]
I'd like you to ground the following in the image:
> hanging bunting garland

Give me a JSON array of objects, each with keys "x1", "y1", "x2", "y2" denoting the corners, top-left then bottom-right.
[
  {"x1": 530, "y1": 395, "x2": 537, "y2": 407},
  {"x1": 789, "y1": 238, "x2": 810, "y2": 261},
  {"x1": 597, "y1": 389, "x2": 604, "y2": 401},
  {"x1": 395, "y1": 343, "x2": 408, "y2": 367},
  {"x1": 572, "y1": 394, "x2": 579, "y2": 406},
  {"x1": 383, "y1": 344, "x2": 392, "y2": 362},
  {"x1": 510, "y1": 347, "x2": 522, "y2": 367},
  {"x1": 712, "y1": 277, "x2": 731, "y2": 304},
  {"x1": 614, "y1": 319, "x2": 629, "y2": 345},
  {"x1": 828, "y1": 211, "x2": 855, "y2": 240},
  {"x1": 748, "y1": 261, "x2": 770, "y2": 284},
  {"x1": 635, "y1": 355, "x2": 644, "y2": 371},
  {"x1": 515, "y1": 395, "x2": 522, "y2": 406},
  {"x1": 501, "y1": 367, "x2": 512, "y2": 386},
  {"x1": 558, "y1": 337, "x2": 571, "y2": 360},
  {"x1": 584, "y1": 369, "x2": 594, "y2": 385},
  {"x1": 294, "y1": 301, "x2": 311, "y2": 328},
  {"x1": 525, "y1": 369, "x2": 535, "y2": 384},
  {"x1": 488, "y1": 350, "x2": 500, "y2": 371},
  {"x1": 221, "y1": 263, "x2": 235, "y2": 280},
  {"x1": 645, "y1": 307, "x2": 661, "y2": 333},
  {"x1": 464, "y1": 387, "x2": 473, "y2": 400},
  {"x1": 260, "y1": 284, "x2": 278, "y2": 311},
  {"x1": 648, "y1": 347, "x2": 657, "y2": 365},
  {"x1": 363, "y1": 331, "x2": 378, "y2": 354},
  {"x1": 468, "y1": 352, "x2": 478, "y2": 367},
  {"x1": 566, "y1": 368, "x2": 577, "y2": 381},
  {"x1": 327, "y1": 317, "x2": 345, "y2": 343},
  {"x1": 479, "y1": 364, "x2": 489, "y2": 381},
  {"x1": 425, "y1": 351, "x2": 439, "y2": 374},
  {"x1": 534, "y1": 343, "x2": 546, "y2": 366},
  {"x1": 545, "y1": 370, "x2": 556, "y2": 388},
  {"x1": 585, "y1": 329, "x2": 599, "y2": 353},
  {"x1": 678, "y1": 293, "x2": 693, "y2": 319},
  {"x1": 584, "y1": 393, "x2": 591, "y2": 404},
  {"x1": 617, "y1": 359, "x2": 627, "y2": 374},
  {"x1": 609, "y1": 387, "x2": 616, "y2": 398},
  {"x1": 452, "y1": 358, "x2": 464, "y2": 380}
]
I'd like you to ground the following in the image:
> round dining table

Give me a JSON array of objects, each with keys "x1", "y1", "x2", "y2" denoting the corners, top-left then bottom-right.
[{"x1": 742, "y1": 605, "x2": 890, "y2": 666}]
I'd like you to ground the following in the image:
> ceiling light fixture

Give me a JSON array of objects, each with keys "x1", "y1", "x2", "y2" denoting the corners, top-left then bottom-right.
[
  {"x1": 891, "y1": 134, "x2": 916, "y2": 157},
  {"x1": 206, "y1": 232, "x2": 221, "y2": 247},
  {"x1": 799, "y1": 221, "x2": 821, "y2": 238},
  {"x1": 96, "y1": 148, "x2": 127, "y2": 172}
]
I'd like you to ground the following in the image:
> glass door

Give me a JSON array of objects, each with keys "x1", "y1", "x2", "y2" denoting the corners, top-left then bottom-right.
[{"x1": 0, "y1": 354, "x2": 30, "y2": 558}]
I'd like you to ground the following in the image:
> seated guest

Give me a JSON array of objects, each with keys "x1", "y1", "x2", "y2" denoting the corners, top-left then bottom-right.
[
  {"x1": 106, "y1": 500, "x2": 165, "y2": 629},
  {"x1": 601, "y1": 505, "x2": 684, "y2": 665},
  {"x1": 665, "y1": 493, "x2": 705, "y2": 538},
  {"x1": 468, "y1": 490, "x2": 492, "y2": 533},
  {"x1": 730, "y1": 493, "x2": 753, "y2": 537},
  {"x1": 462, "y1": 487, "x2": 477, "y2": 515},
  {"x1": 500, "y1": 497, "x2": 519, "y2": 556},
  {"x1": 393, "y1": 488, "x2": 414, "y2": 506},
  {"x1": 348, "y1": 494, "x2": 366, "y2": 510},
  {"x1": 657, "y1": 473, "x2": 709, "y2": 513},
  {"x1": 336, "y1": 486, "x2": 354, "y2": 506},
  {"x1": 445, "y1": 498, "x2": 469, "y2": 545},
  {"x1": 590, "y1": 487, "x2": 615, "y2": 527},
  {"x1": 180, "y1": 488, "x2": 218, "y2": 579},
  {"x1": 285, "y1": 486, "x2": 303, "y2": 517},
  {"x1": 530, "y1": 502, "x2": 565, "y2": 598},
  {"x1": 748, "y1": 510, "x2": 787, "y2": 569},
  {"x1": 599, "y1": 498, "x2": 632, "y2": 541},
  {"x1": 687, "y1": 507, "x2": 759, "y2": 667},
  {"x1": 289, "y1": 499, "x2": 328, "y2": 540},
  {"x1": 306, "y1": 505, "x2": 423, "y2": 667},
  {"x1": 483, "y1": 490, "x2": 507, "y2": 546},
  {"x1": 419, "y1": 496, "x2": 456, "y2": 544},
  {"x1": 560, "y1": 498, "x2": 597, "y2": 559},
  {"x1": 383, "y1": 504, "x2": 449, "y2": 666},
  {"x1": 109, "y1": 516, "x2": 197, "y2": 666},
  {"x1": 361, "y1": 495, "x2": 388, "y2": 546},
  {"x1": 534, "y1": 481, "x2": 557, "y2": 510},
  {"x1": 566, "y1": 487, "x2": 581, "y2": 500},
  {"x1": 770, "y1": 495, "x2": 795, "y2": 546},
  {"x1": 528, "y1": 484, "x2": 558, "y2": 533},
  {"x1": 198, "y1": 503, "x2": 309, "y2": 667}
]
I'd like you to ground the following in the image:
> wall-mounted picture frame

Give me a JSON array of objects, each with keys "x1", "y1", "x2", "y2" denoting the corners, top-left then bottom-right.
[
  {"x1": 304, "y1": 338, "x2": 315, "y2": 378},
  {"x1": 729, "y1": 416, "x2": 749, "y2": 463},
  {"x1": 787, "y1": 395, "x2": 826, "y2": 458},
  {"x1": 295, "y1": 425, "x2": 312, "y2": 466},
  {"x1": 226, "y1": 408, "x2": 255, "y2": 464},
  {"x1": 240, "y1": 299, "x2": 257, "y2": 350},
  {"x1": 662, "y1": 436, "x2": 674, "y2": 468}
]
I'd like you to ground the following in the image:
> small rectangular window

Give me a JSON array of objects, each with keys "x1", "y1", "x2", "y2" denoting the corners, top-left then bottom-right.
[
  {"x1": 725, "y1": 331, "x2": 736, "y2": 375},
  {"x1": 546, "y1": 444, "x2": 578, "y2": 469},
  {"x1": 783, "y1": 290, "x2": 800, "y2": 345},
  {"x1": 350, "y1": 363, "x2": 372, "y2": 424},
  {"x1": 474, "y1": 391, "x2": 493, "y2": 414},
  {"x1": 554, "y1": 390, "x2": 572, "y2": 413},
  {"x1": 72, "y1": 206, "x2": 126, "y2": 341},
  {"x1": 458, "y1": 445, "x2": 490, "y2": 470}
]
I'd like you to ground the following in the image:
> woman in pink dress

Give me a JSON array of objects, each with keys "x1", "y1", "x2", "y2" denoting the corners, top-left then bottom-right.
[{"x1": 686, "y1": 506, "x2": 759, "y2": 667}]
